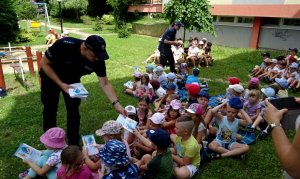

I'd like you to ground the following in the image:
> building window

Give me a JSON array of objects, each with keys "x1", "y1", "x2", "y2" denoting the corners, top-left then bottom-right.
[
  {"x1": 219, "y1": 16, "x2": 235, "y2": 23},
  {"x1": 283, "y1": 19, "x2": 300, "y2": 26},
  {"x1": 237, "y1": 17, "x2": 253, "y2": 23},
  {"x1": 263, "y1": 18, "x2": 280, "y2": 26},
  {"x1": 213, "y1": 16, "x2": 217, "y2": 22}
]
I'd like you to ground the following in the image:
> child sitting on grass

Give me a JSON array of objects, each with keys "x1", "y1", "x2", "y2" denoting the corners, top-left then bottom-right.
[
  {"x1": 20, "y1": 127, "x2": 66, "y2": 179},
  {"x1": 57, "y1": 146, "x2": 93, "y2": 179},
  {"x1": 150, "y1": 80, "x2": 166, "y2": 101},
  {"x1": 145, "y1": 64, "x2": 154, "y2": 80},
  {"x1": 244, "y1": 77, "x2": 260, "y2": 100},
  {"x1": 251, "y1": 52, "x2": 270, "y2": 76},
  {"x1": 208, "y1": 97, "x2": 252, "y2": 159},
  {"x1": 163, "y1": 99, "x2": 182, "y2": 134},
  {"x1": 136, "y1": 97, "x2": 153, "y2": 130},
  {"x1": 171, "y1": 116, "x2": 200, "y2": 179},
  {"x1": 133, "y1": 129, "x2": 173, "y2": 179},
  {"x1": 243, "y1": 89, "x2": 262, "y2": 123},
  {"x1": 154, "y1": 83, "x2": 177, "y2": 112}
]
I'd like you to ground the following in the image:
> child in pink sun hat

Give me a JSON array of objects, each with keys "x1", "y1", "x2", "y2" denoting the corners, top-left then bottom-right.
[{"x1": 20, "y1": 127, "x2": 66, "y2": 179}]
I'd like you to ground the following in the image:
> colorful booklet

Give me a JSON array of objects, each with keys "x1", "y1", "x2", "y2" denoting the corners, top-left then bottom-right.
[
  {"x1": 69, "y1": 83, "x2": 88, "y2": 100},
  {"x1": 116, "y1": 114, "x2": 138, "y2": 133},
  {"x1": 14, "y1": 143, "x2": 42, "y2": 163},
  {"x1": 82, "y1": 134, "x2": 98, "y2": 156}
]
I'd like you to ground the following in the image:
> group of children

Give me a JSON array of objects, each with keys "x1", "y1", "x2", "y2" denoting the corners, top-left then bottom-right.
[
  {"x1": 18, "y1": 47, "x2": 300, "y2": 179},
  {"x1": 45, "y1": 29, "x2": 70, "y2": 48}
]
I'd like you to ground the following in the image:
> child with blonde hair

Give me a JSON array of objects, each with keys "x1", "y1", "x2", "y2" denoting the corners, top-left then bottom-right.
[
  {"x1": 243, "y1": 89, "x2": 262, "y2": 122},
  {"x1": 57, "y1": 146, "x2": 93, "y2": 179},
  {"x1": 19, "y1": 127, "x2": 66, "y2": 179}
]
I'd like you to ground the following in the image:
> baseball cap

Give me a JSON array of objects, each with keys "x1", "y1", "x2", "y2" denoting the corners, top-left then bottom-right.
[
  {"x1": 187, "y1": 83, "x2": 201, "y2": 96},
  {"x1": 262, "y1": 52, "x2": 270, "y2": 58},
  {"x1": 49, "y1": 29, "x2": 55, "y2": 34},
  {"x1": 133, "y1": 71, "x2": 142, "y2": 78},
  {"x1": 193, "y1": 68, "x2": 200, "y2": 76},
  {"x1": 228, "y1": 77, "x2": 240, "y2": 85},
  {"x1": 198, "y1": 91, "x2": 210, "y2": 99},
  {"x1": 174, "y1": 21, "x2": 183, "y2": 27},
  {"x1": 170, "y1": 99, "x2": 181, "y2": 110},
  {"x1": 146, "y1": 64, "x2": 154, "y2": 71},
  {"x1": 146, "y1": 129, "x2": 171, "y2": 148},
  {"x1": 229, "y1": 84, "x2": 244, "y2": 93},
  {"x1": 186, "y1": 103, "x2": 203, "y2": 116},
  {"x1": 202, "y1": 38, "x2": 207, "y2": 41},
  {"x1": 275, "y1": 78, "x2": 288, "y2": 89},
  {"x1": 167, "y1": 72, "x2": 176, "y2": 80},
  {"x1": 289, "y1": 48, "x2": 298, "y2": 53},
  {"x1": 150, "y1": 113, "x2": 165, "y2": 124},
  {"x1": 95, "y1": 120, "x2": 123, "y2": 136},
  {"x1": 199, "y1": 41, "x2": 204, "y2": 45},
  {"x1": 125, "y1": 105, "x2": 136, "y2": 116},
  {"x1": 270, "y1": 59, "x2": 278, "y2": 63},
  {"x1": 228, "y1": 97, "x2": 243, "y2": 109},
  {"x1": 85, "y1": 35, "x2": 109, "y2": 61},
  {"x1": 261, "y1": 87, "x2": 275, "y2": 97},
  {"x1": 62, "y1": 30, "x2": 70, "y2": 36},
  {"x1": 165, "y1": 83, "x2": 176, "y2": 91},
  {"x1": 250, "y1": 77, "x2": 259, "y2": 86},
  {"x1": 153, "y1": 66, "x2": 164, "y2": 73},
  {"x1": 290, "y1": 62, "x2": 299, "y2": 69}
]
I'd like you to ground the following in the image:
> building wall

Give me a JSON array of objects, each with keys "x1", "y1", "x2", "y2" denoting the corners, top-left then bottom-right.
[
  {"x1": 210, "y1": 0, "x2": 300, "y2": 4},
  {"x1": 258, "y1": 26, "x2": 300, "y2": 50},
  {"x1": 176, "y1": 24, "x2": 253, "y2": 48}
]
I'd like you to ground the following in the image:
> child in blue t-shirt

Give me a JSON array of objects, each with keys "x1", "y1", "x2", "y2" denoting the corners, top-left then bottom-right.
[{"x1": 208, "y1": 97, "x2": 252, "y2": 158}]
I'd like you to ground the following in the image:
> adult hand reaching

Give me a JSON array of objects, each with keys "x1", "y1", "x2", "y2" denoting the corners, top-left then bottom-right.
[
  {"x1": 59, "y1": 83, "x2": 74, "y2": 94},
  {"x1": 114, "y1": 102, "x2": 127, "y2": 116},
  {"x1": 264, "y1": 99, "x2": 288, "y2": 125}
]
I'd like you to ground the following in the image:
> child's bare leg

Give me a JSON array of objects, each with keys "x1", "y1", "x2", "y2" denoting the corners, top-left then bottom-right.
[
  {"x1": 135, "y1": 154, "x2": 152, "y2": 168},
  {"x1": 296, "y1": 81, "x2": 300, "y2": 89},
  {"x1": 125, "y1": 89, "x2": 134, "y2": 95},
  {"x1": 191, "y1": 57, "x2": 196, "y2": 68},
  {"x1": 174, "y1": 166, "x2": 191, "y2": 179},
  {"x1": 209, "y1": 141, "x2": 229, "y2": 154},
  {"x1": 221, "y1": 143, "x2": 249, "y2": 157}
]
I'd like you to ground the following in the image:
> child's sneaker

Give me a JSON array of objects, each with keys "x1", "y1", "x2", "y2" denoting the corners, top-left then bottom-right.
[
  {"x1": 259, "y1": 131, "x2": 268, "y2": 140},
  {"x1": 19, "y1": 169, "x2": 29, "y2": 179},
  {"x1": 202, "y1": 81, "x2": 208, "y2": 88}
]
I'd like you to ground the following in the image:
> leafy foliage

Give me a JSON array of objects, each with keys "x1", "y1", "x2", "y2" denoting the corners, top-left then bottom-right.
[
  {"x1": 0, "y1": 0, "x2": 19, "y2": 43},
  {"x1": 87, "y1": 0, "x2": 112, "y2": 17},
  {"x1": 92, "y1": 16, "x2": 103, "y2": 31},
  {"x1": 107, "y1": 0, "x2": 128, "y2": 30},
  {"x1": 14, "y1": 0, "x2": 37, "y2": 20},
  {"x1": 14, "y1": 30, "x2": 35, "y2": 43},
  {"x1": 63, "y1": 0, "x2": 88, "y2": 19},
  {"x1": 101, "y1": 14, "x2": 115, "y2": 25},
  {"x1": 117, "y1": 26, "x2": 131, "y2": 38},
  {"x1": 164, "y1": 0, "x2": 215, "y2": 39}
]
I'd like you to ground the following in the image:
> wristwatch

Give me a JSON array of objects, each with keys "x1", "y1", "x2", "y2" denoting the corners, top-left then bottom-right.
[{"x1": 270, "y1": 123, "x2": 282, "y2": 129}]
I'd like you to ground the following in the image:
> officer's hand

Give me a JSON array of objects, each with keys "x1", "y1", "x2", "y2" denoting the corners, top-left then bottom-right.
[
  {"x1": 114, "y1": 102, "x2": 127, "y2": 116},
  {"x1": 60, "y1": 83, "x2": 73, "y2": 94}
]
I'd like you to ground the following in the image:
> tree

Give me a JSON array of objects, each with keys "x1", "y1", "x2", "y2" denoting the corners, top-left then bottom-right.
[
  {"x1": 0, "y1": 0, "x2": 19, "y2": 43},
  {"x1": 164, "y1": 0, "x2": 215, "y2": 43},
  {"x1": 63, "y1": 0, "x2": 88, "y2": 19},
  {"x1": 87, "y1": 0, "x2": 112, "y2": 17},
  {"x1": 14, "y1": 0, "x2": 37, "y2": 20},
  {"x1": 106, "y1": 0, "x2": 128, "y2": 30}
]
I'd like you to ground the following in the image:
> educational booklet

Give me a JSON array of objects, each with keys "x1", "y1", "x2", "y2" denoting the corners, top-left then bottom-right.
[
  {"x1": 116, "y1": 114, "x2": 138, "y2": 133},
  {"x1": 14, "y1": 143, "x2": 42, "y2": 163},
  {"x1": 69, "y1": 83, "x2": 88, "y2": 100},
  {"x1": 82, "y1": 134, "x2": 98, "y2": 156}
]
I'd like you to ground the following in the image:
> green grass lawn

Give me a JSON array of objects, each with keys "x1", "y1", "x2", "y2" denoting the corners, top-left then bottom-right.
[{"x1": 0, "y1": 34, "x2": 296, "y2": 178}]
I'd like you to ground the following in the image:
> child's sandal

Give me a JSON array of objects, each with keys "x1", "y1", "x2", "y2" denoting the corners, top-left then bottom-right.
[{"x1": 210, "y1": 153, "x2": 221, "y2": 159}]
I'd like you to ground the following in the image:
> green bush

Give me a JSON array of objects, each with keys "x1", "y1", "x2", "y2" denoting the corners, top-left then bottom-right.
[
  {"x1": 117, "y1": 26, "x2": 130, "y2": 38},
  {"x1": 81, "y1": 15, "x2": 93, "y2": 25},
  {"x1": 101, "y1": 14, "x2": 114, "y2": 25},
  {"x1": 93, "y1": 16, "x2": 102, "y2": 31},
  {"x1": 14, "y1": 30, "x2": 35, "y2": 43}
]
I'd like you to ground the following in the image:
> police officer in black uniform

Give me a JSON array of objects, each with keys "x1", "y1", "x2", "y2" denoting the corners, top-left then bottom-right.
[
  {"x1": 158, "y1": 21, "x2": 183, "y2": 73},
  {"x1": 40, "y1": 35, "x2": 125, "y2": 145}
]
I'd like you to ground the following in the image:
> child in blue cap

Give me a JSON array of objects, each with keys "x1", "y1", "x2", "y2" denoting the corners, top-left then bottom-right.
[{"x1": 208, "y1": 97, "x2": 252, "y2": 159}]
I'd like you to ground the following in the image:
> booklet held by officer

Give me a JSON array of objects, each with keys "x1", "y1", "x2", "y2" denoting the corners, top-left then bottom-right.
[
  {"x1": 82, "y1": 134, "x2": 99, "y2": 156},
  {"x1": 69, "y1": 83, "x2": 88, "y2": 100},
  {"x1": 15, "y1": 143, "x2": 42, "y2": 163},
  {"x1": 116, "y1": 114, "x2": 138, "y2": 133}
]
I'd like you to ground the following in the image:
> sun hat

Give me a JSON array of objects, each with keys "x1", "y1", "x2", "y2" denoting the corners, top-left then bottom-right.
[
  {"x1": 192, "y1": 68, "x2": 200, "y2": 76},
  {"x1": 133, "y1": 71, "x2": 142, "y2": 78},
  {"x1": 150, "y1": 113, "x2": 165, "y2": 124},
  {"x1": 125, "y1": 105, "x2": 136, "y2": 116},
  {"x1": 228, "y1": 77, "x2": 240, "y2": 85},
  {"x1": 85, "y1": 35, "x2": 109, "y2": 61},
  {"x1": 290, "y1": 62, "x2": 298, "y2": 69},
  {"x1": 95, "y1": 120, "x2": 123, "y2": 136},
  {"x1": 153, "y1": 66, "x2": 164, "y2": 73},
  {"x1": 186, "y1": 103, "x2": 203, "y2": 116},
  {"x1": 229, "y1": 84, "x2": 244, "y2": 93},
  {"x1": 165, "y1": 83, "x2": 176, "y2": 91},
  {"x1": 62, "y1": 30, "x2": 70, "y2": 36},
  {"x1": 199, "y1": 40, "x2": 204, "y2": 45},
  {"x1": 261, "y1": 87, "x2": 275, "y2": 97},
  {"x1": 198, "y1": 91, "x2": 210, "y2": 99},
  {"x1": 250, "y1": 77, "x2": 259, "y2": 86},
  {"x1": 146, "y1": 64, "x2": 154, "y2": 71},
  {"x1": 187, "y1": 83, "x2": 200, "y2": 96},
  {"x1": 202, "y1": 38, "x2": 207, "y2": 41},
  {"x1": 262, "y1": 52, "x2": 270, "y2": 58},
  {"x1": 167, "y1": 72, "x2": 176, "y2": 80},
  {"x1": 270, "y1": 59, "x2": 278, "y2": 64},
  {"x1": 40, "y1": 127, "x2": 65, "y2": 149},
  {"x1": 289, "y1": 48, "x2": 298, "y2": 53},
  {"x1": 146, "y1": 129, "x2": 171, "y2": 148},
  {"x1": 170, "y1": 99, "x2": 182, "y2": 110},
  {"x1": 275, "y1": 78, "x2": 289, "y2": 89},
  {"x1": 228, "y1": 97, "x2": 243, "y2": 109},
  {"x1": 99, "y1": 139, "x2": 129, "y2": 167}
]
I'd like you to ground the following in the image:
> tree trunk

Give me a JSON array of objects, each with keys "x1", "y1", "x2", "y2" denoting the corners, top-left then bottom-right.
[{"x1": 183, "y1": 27, "x2": 186, "y2": 48}]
